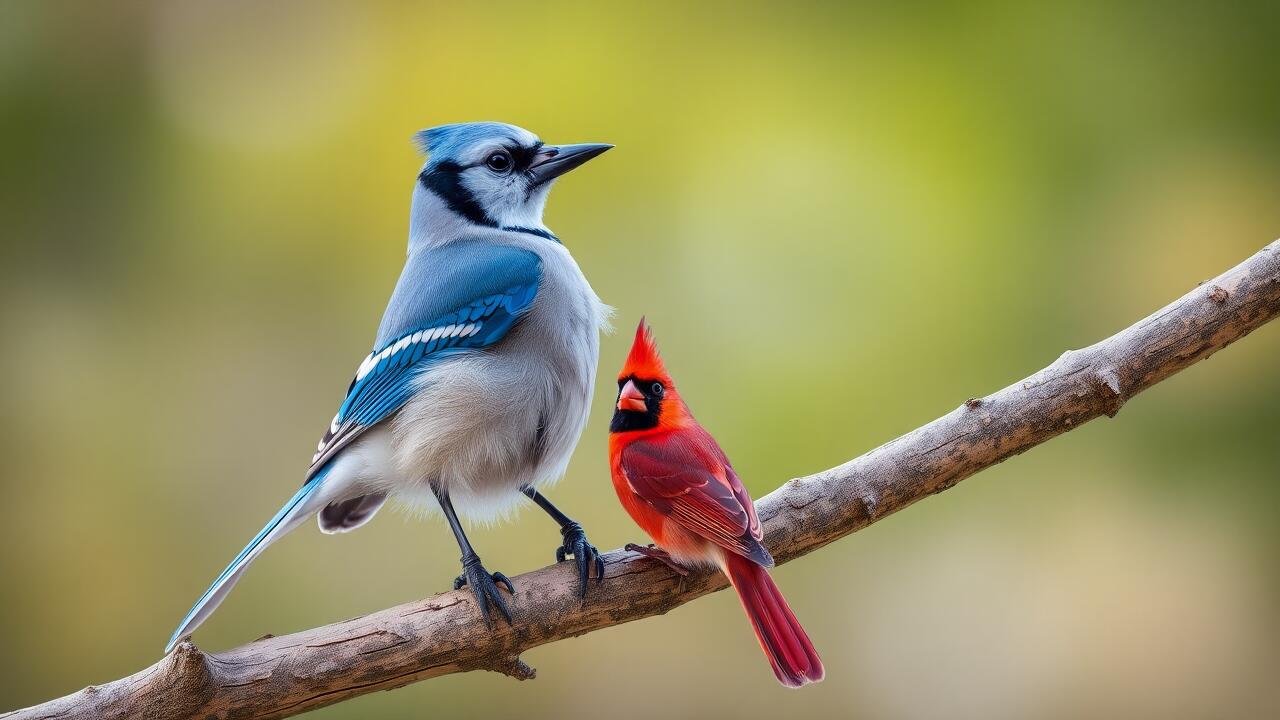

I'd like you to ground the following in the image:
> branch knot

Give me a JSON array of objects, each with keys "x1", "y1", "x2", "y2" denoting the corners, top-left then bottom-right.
[
  {"x1": 493, "y1": 656, "x2": 536, "y2": 681},
  {"x1": 1096, "y1": 368, "x2": 1126, "y2": 417}
]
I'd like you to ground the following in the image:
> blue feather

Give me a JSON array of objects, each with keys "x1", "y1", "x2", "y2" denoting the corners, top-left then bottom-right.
[
  {"x1": 166, "y1": 465, "x2": 331, "y2": 653},
  {"x1": 413, "y1": 122, "x2": 533, "y2": 168}
]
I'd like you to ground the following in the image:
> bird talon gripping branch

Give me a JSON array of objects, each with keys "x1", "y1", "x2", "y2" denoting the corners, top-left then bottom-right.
[
  {"x1": 624, "y1": 543, "x2": 690, "y2": 576},
  {"x1": 455, "y1": 557, "x2": 515, "y2": 627},
  {"x1": 557, "y1": 522, "x2": 605, "y2": 594}
]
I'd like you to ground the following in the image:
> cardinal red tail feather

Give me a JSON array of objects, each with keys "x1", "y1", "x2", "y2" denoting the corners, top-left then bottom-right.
[{"x1": 723, "y1": 552, "x2": 824, "y2": 687}]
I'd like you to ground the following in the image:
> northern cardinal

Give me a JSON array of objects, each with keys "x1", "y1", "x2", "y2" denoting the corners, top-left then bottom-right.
[{"x1": 608, "y1": 320, "x2": 824, "y2": 687}]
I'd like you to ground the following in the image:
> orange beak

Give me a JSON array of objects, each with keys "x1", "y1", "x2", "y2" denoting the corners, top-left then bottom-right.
[{"x1": 616, "y1": 379, "x2": 648, "y2": 412}]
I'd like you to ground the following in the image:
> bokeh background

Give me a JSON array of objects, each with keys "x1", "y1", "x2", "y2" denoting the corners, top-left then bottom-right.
[{"x1": 2, "y1": 1, "x2": 1279, "y2": 717}]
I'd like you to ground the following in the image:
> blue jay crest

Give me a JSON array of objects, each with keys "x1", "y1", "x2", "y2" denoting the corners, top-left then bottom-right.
[{"x1": 413, "y1": 122, "x2": 538, "y2": 169}]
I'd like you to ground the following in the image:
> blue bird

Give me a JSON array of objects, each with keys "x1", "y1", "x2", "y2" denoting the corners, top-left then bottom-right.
[{"x1": 167, "y1": 122, "x2": 613, "y2": 652}]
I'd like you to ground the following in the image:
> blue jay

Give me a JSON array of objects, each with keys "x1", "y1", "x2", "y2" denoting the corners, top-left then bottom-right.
[{"x1": 167, "y1": 122, "x2": 613, "y2": 652}]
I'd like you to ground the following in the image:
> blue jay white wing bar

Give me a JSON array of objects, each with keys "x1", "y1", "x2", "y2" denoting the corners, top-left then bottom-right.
[{"x1": 5, "y1": 240, "x2": 1280, "y2": 720}]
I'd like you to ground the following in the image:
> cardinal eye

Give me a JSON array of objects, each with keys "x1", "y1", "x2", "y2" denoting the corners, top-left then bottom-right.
[
  {"x1": 485, "y1": 151, "x2": 512, "y2": 173},
  {"x1": 651, "y1": 382, "x2": 664, "y2": 396}
]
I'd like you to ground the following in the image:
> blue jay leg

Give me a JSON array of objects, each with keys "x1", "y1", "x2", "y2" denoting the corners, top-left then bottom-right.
[
  {"x1": 521, "y1": 486, "x2": 605, "y2": 597},
  {"x1": 433, "y1": 486, "x2": 514, "y2": 627}
]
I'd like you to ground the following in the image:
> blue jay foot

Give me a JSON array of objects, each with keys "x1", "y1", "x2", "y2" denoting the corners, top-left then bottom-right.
[
  {"x1": 453, "y1": 555, "x2": 515, "y2": 628},
  {"x1": 624, "y1": 543, "x2": 690, "y2": 576},
  {"x1": 556, "y1": 522, "x2": 606, "y2": 597}
]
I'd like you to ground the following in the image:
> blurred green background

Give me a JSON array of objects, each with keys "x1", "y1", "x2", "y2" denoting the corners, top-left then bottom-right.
[{"x1": 2, "y1": 1, "x2": 1279, "y2": 717}]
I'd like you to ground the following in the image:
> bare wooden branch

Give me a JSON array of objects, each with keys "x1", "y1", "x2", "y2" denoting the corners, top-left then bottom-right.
[{"x1": 7, "y1": 241, "x2": 1280, "y2": 720}]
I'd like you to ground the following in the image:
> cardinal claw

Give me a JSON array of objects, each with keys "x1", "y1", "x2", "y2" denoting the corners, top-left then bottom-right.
[{"x1": 625, "y1": 542, "x2": 690, "y2": 576}]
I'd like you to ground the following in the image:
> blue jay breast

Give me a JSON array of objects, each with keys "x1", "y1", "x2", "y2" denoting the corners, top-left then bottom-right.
[{"x1": 388, "y1": 341, "x2": 597, "y2": 513}]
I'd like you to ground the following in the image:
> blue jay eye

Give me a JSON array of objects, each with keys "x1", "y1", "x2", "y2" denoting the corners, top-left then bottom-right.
[
  {"x1": 651, "y1": 382, "x2": 664, "y2": 396},
  {"x1": 485, "y1": 151, "x2": 512, "y2": 173}
]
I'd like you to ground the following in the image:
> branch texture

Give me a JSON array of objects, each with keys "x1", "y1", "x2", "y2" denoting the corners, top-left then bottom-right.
[{"x1": 7, "y1": 241, "x2": 1280, "y2": 720}]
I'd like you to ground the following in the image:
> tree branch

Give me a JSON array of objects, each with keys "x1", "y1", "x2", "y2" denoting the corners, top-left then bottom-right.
[{"x1": 7, "y1": 241, "x2": 1280, "y2": 720}]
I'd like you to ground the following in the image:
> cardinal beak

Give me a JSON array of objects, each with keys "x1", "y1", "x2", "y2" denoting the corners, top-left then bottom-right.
[{"x1": 617, "y1": 379, "x2": 648, "y2": 412}]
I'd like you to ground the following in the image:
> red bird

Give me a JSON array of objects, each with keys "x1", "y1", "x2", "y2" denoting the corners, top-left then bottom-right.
[{"x1": 608, "y1": 320, "x2": 824, "y2": 687}]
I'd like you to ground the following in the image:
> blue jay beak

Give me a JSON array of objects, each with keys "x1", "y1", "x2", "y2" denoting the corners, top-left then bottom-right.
[{"x1": 529, "y1": 143, "x2": 612, "y2": 186}]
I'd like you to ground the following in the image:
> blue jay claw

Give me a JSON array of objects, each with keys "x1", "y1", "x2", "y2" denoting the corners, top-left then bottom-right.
[
  {"x1": 454, "y1": 555, "x2": 515, "y2": 628},
  {"x1": 558, "y1": 522, "x2": 606, "y2": 597}
]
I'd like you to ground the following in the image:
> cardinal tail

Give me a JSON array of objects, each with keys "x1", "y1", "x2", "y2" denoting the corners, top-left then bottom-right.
[{"x1": 722, "y1": 551, "x2": 825, "y2": 688}]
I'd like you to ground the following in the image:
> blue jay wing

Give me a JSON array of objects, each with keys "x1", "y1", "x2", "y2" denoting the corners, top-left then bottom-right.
[{"x1": 306, "y1": 242, "x2": 542, "y2": 480}]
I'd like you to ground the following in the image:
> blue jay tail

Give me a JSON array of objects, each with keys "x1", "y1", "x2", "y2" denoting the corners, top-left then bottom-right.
[{"x1": 164, "y1": 468, "x2": 331, "y2": 653}]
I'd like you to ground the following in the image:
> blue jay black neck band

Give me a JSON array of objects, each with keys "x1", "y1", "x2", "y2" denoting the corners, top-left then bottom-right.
[{"x1": 504, "y1": 226, "x2": 560, "y2": 243}]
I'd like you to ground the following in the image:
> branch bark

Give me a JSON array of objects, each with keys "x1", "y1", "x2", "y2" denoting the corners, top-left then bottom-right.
[{"x1": 7, "y1": 241, "x2": 1280, "y2": 720}]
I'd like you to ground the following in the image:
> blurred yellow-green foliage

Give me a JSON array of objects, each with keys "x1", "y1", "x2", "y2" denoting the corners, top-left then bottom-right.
[{"x1": 2, "y1": 1, "x2": 1279, "y2": 717}]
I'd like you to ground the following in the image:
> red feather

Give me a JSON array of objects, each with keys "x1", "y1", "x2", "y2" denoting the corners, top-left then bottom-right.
[
  {"x1": 618, "y1": 428, "x2": 772, "y2": 567},
  {"x1": 619, "y1": 318, "x2": 670, "y2": 386}
]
